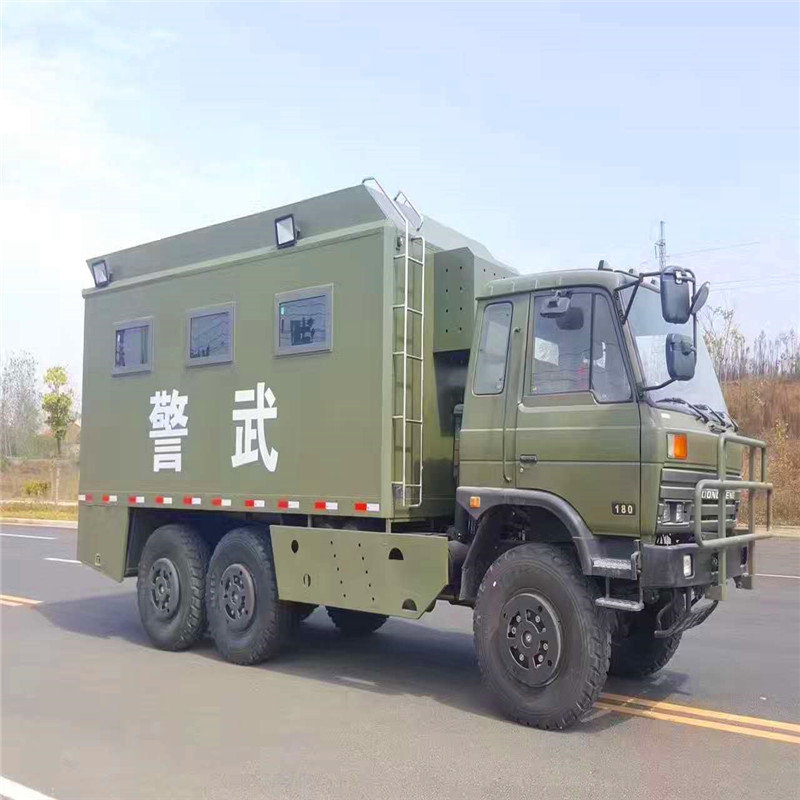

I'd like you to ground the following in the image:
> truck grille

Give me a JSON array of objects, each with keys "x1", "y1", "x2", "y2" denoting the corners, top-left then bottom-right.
[{"x1": 658, "y1": 466, "x2": 740, "y2": 541}]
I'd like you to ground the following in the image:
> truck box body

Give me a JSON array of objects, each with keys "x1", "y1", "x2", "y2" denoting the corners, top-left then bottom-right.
[{"x1": 79, "y1": 184, "x2": 515, "y2": 577}]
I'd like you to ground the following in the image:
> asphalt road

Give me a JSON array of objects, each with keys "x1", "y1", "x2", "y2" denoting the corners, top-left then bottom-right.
[{"x1": 1, "y1": 522, "x2": 799, "y2": 800}]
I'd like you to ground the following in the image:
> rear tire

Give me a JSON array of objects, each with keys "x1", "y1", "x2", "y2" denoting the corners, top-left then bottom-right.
[
  {"x1": 137, "y1": 524, "x2": 209, "y2": 651},
  {"x1": 326, "y1": 607, "x2": 388, "y2": 636},
  {"x1": 474, "y1": 543, "x2": 610, "y2": 730},
  {"x1": 206, "y1": 527, "x2": 295, "y2": 665},
  {"x1": 609, "y1": 606, "x2": 682, "y2": 678}
]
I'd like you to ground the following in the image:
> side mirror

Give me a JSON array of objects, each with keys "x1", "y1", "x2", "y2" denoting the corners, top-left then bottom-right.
[
  {"x1": 540, "y1": 295, "x2": 571, "y2": 318},
  {"x1": 690, "y1": 281, "x2": 710, "y2": 316},
  {"x1": 660, "y1": 269, "x2": 692, "y2": 324},
  {"x1": 666, "y1": 333, "x2": 696, "y2": 381}
]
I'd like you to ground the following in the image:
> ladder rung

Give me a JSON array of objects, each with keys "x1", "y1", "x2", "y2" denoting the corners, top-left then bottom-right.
[
  {"x1": 391, "y1": 417, "x2": 422, "y2": 424},
  {"x1": 391, "y1": 306, "x2": 423, "y2": 315},
  {"x1": 391, "y1": 482, "x2": 422, "y2": 488},
  {"x1": 392, "y1": 352, "x2": 423, "y2": 362},
  {"x1": 392, "y1": 255, "x2": 425, "y2": 266}
]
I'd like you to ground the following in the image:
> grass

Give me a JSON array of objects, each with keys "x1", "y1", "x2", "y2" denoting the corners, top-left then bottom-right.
[
  {"x1": 0, "y1": 502, "x2": 78, "y2": 521},
  {"x1": 723, "y1": 377, "x2": 800, "y2": 526}
]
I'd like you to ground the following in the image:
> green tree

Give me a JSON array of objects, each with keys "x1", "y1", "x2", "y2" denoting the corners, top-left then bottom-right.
[{"x1": 42, "y1": 366, "x2": 75, "y2": 456}]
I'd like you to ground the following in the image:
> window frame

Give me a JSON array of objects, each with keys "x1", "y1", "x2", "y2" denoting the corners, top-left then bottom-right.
[
  {"x1": 185, "y1": 302, "x2": 236, "y2": 367},
  {"x1": 112, "y1": 316, "x2": 153, "y2": 376},
  {"x1": 274, "y1": 284, "x2": 334, "y2": 357},
  {"x1": 472, "y1": 300, "x2": 514, "y2": 396},
  {"x1": 524, "y1": 287, "x2": 634, "y2": 404}
]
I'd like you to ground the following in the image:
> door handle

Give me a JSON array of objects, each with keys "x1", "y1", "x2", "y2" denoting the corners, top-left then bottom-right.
[{"x1": 519, "y1": 454, "x2": 538, "y2": 464}]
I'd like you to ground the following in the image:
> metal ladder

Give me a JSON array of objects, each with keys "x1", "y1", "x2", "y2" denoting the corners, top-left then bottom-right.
[{"x1": 362, "y1": 178, "x2": 426, "y2": 508}]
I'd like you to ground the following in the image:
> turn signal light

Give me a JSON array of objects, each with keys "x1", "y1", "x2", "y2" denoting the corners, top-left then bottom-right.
[{"x1": 668, "y1": 433, "x2": 688, "y2": 460}]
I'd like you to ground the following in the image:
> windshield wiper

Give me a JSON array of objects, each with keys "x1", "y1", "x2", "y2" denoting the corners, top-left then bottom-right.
[
  {"x1": 695, "y1": 404, "x2": 738, "y2": 432},
  {"x1": 694, "y1": 403, "x2": 730, "y2": 429},
  {"x1": 657, "y1": 396, "x2": 711, "y2": 424}
]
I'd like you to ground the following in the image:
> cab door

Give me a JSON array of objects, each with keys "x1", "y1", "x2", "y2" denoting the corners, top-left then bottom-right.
[{"x1": 514, "y1": 289, "x2": 641, "y2": 536}]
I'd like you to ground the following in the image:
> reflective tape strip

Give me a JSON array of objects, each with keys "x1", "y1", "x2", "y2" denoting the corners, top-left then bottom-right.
[
  {"x1": 102, "y1": 494, "x2": 118, "y2": 503},
  {"x1": 128, "y1": 496, "x2": 145, "y2": 504},
  {"x1": 155, "y1": 496, "x2": 173, "y2": 505},
  {"x1": 212, "y1": 498, "x2": 232, "y2": 507},
  {"x1": 354, "y1": 502, "x2": 381, "y2": 513},
  {"x1": 183, "y1": 496, "x2": 201, "y2": 506},
  {"x1": 278, "y1": 500, "x2": 300, "y2": 510},
  {"x1": 314, "y1": 501, "x2": 338, "y2": 511},
  {"x1": 79, "y1": 494, "x2": 94, "y2": 502},
  {"x1": 78, "y1": 494, "x2": 86, "y2": 502},
  {"x1": 245, "y1": 499, "x2": 266, "y2": 508}
]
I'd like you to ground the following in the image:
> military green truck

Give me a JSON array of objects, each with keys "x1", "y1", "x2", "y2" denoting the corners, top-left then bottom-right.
[{"x1": 79, "y1": 178, "x2": 773, "y2": 729}]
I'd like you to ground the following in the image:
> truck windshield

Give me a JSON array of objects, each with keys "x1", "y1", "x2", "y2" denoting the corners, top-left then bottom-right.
[{"x1": 621, "y1": 284, "x2": 728, "y2": 414}]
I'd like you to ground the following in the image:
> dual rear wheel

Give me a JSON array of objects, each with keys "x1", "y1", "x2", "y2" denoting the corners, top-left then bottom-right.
[{"x1": 137, "y1": 525, "x2": 387, "y2": 663}]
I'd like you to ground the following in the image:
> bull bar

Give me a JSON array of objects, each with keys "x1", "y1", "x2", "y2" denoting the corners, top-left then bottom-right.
[{"x1": 693, "y1": 432, "x2": 773, "y2": 600}]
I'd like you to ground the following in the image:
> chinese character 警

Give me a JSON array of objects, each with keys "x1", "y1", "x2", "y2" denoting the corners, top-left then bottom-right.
[{"x1": 149, "y1": 389, "x2": 188, "y2": 472}]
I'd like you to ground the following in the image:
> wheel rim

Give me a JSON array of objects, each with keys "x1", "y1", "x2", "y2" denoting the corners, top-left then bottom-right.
[
  {"x1": 220, "y1": 563, "x2": 256, "y2": 631},
  {"x1": 498, "y1": 592, "x2": 562, "y2": 687},
  {"x1": 148, "y1": 557, "x2": 181, "y2": 620}
]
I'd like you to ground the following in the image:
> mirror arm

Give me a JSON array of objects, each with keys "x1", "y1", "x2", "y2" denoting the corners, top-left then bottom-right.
[{"x1": 640, "y1": 377, "x2": 676, "y2": 395}]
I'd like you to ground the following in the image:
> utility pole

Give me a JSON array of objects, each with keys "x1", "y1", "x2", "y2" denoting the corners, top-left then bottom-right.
[{"x1": 655, "y1": 220, "x2": 667, "y2": 272}]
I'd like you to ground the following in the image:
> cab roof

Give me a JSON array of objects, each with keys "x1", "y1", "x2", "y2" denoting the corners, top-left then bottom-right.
[{"x1": 477, "y1": 268, "x2": 645, "y2": 300}]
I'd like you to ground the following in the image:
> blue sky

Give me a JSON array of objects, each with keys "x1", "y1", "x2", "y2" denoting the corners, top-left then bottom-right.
[{"x1": 1, "y1": 1, "x2": 798, "y2": 392}]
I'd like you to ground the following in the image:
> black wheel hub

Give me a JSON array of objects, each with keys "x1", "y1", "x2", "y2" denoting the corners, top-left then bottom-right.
[
  {"x1": 499, "y1": 592, "x2": 562, "y2": 687},
  {"x1": 220, "y1": 563, "x2": 256, "y2": 631},
  {"x1": 148, "y1": 557, "x2": 181, "y2": 619}
]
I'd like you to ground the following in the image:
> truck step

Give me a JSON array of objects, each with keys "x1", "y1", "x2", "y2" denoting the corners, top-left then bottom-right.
[
  {"x1": 595, "y1": 597, "x2": 644, "y2": 612},
  {"x1": 591, "y1": 557, "x2": 636, "y2": 579}
]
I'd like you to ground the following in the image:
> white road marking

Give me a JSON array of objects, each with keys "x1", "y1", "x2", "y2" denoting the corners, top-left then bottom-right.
[
  {"x1": 0, "y1": 533, "x2": 57, "y2": 540},
  {"x1": 0, "y1": 599, "x2": 23, "y2": 607},
  {"x1": 44, "y1": 557, "x2": 80, "y2": 564},
  {"x1": 0, "y1": 775, "x2": 58, "y2": 800},
  {"x1": 756, "y1": 573, "x2": 800, "y2": 580}
]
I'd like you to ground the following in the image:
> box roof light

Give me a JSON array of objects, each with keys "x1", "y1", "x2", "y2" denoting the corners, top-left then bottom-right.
[
  {"x1": 275, "y1": 214, "x2": 297, "y2": 249},
  {"x1": 90, "y1": 259, "x2": 110, "y2": 288}
]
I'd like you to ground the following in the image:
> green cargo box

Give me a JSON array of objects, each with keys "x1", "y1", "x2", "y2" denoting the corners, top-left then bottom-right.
[{"x1": 79, "y1": 182, "x2": 515, "y2": 539}]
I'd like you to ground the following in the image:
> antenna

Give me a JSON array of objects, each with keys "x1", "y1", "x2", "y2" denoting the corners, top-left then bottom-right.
[{"x1": 655, "y1": 220, "x2": 667, "y2": 272}]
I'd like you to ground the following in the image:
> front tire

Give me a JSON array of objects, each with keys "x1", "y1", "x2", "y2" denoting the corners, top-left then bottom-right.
[
  {"x1": 474, "y1": 543, "x2": 610, "y2": 730},
  {"x1": 609, "y1": 606, "x2": 682, "y2": 678},
  {"x1": 137, "y1": 524, "x2": 209, "y2": 651},
  {"x1": 206, "y1": 527, "x2": 295, "y2": 665},
  {"x1": 326, "y1": 607, "x2": 388, "y2": 636}
]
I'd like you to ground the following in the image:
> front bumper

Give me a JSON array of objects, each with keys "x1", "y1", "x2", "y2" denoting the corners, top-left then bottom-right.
[{"x1": 641, "y1": 540, "x2": 747, "y2": 588}]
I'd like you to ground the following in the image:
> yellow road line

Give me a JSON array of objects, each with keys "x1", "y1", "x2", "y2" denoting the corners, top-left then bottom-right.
[
  {"x1": 0, "y1": 593, "x2": 41, "y2": 606},
  {"x1": 600, "y1": 692, "x2": 800, "y2": 734},
  {"x1": 594, "y1": 702, "x2": 800, "y2": 745},
  {"x1": 0, "y1": 599, "x2": 23, "y2": 607}
]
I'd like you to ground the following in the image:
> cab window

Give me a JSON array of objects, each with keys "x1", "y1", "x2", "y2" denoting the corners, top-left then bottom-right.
[
  {"x1": 473, "y1": 302, "x2": 512, "y2": 395},
  {"x1": 531, "y1": 294, "x2": 591, "y2": 394},
  {"x1": 591, "y1": 294, "x2": 632, "y2": 402},
  {"x1": 530, "y1": 292, "x2": 630, "y2": 401}
]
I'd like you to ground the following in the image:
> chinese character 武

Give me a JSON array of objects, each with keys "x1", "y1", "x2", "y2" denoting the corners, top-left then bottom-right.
[{"x1": 231, "y1": 382, "x2": 278, "y2": 471}]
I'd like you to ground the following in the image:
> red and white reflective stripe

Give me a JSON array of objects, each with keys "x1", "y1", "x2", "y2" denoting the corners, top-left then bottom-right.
[
  {"x1": 78, "y1": 494, "x2": 93, "y2": 502},
  {"x1": 155, "y1": 496, "x2": 173, "y2": 505},
  {"x1": 278, "y1": 499, "x2": 300, "y2": 510},
  {"x1": 314, "y1": 501, "x2": 338, "y2": 511},
  {"x1": 354, "y1": 502, "x2": 380, "y2": 513},
  {"x1": 183, "y1": 496, "x2": 202, "y2": 506},
  {"x1": 128, "y1": 495, "x2": 145, "y2": 504},
  {"x1": 211, "y1": 497, "x2": 232, "y2": 507},
  {"x1": 244, "y1": 499, "x2": 266, "y2": 508},
  {"x1": 102, "y1": 494, "x2": 118, "y2": 503}
]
